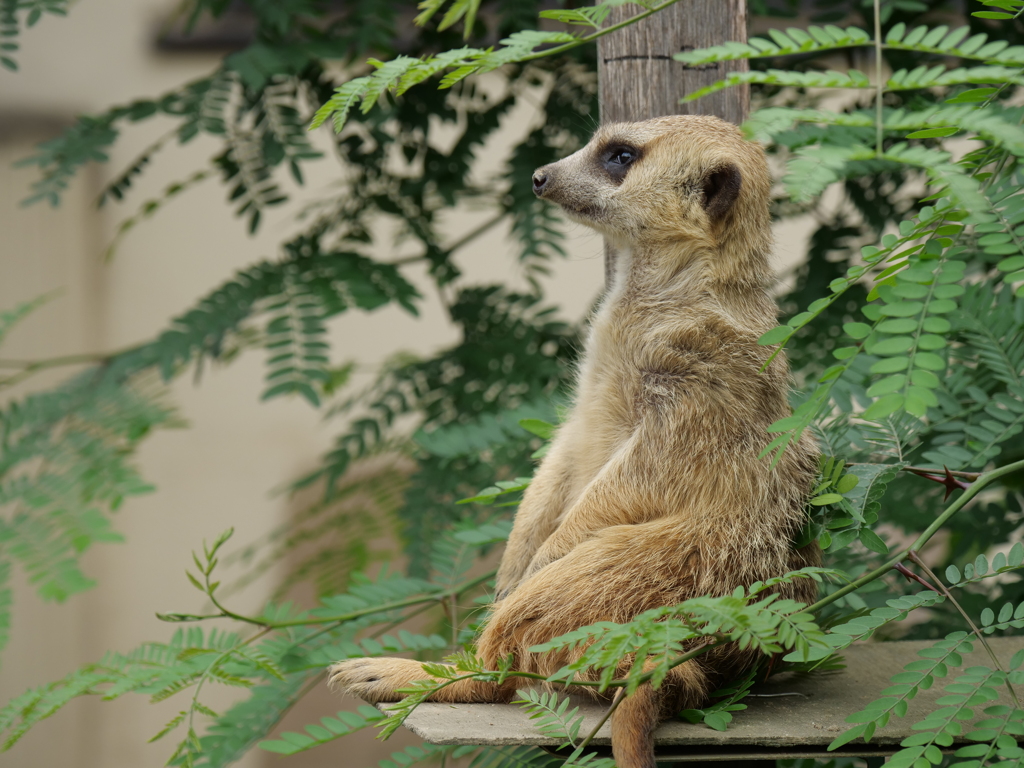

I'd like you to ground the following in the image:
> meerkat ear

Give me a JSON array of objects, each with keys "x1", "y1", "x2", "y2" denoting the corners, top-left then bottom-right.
[{"x1": 701, "y1": 164, "x2": 742, "y2": 222}]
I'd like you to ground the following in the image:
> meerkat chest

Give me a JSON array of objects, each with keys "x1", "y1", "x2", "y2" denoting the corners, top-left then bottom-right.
[{"x1": 558, "y1": 314, "x2": 674, "y2": 479}]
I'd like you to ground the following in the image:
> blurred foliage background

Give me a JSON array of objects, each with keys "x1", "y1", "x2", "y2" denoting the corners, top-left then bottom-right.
[{"x1": 0, "y1": 0, "x2": 1022, "y2": 766}]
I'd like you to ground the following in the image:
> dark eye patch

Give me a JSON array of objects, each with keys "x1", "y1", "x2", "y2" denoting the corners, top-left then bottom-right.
[{"x1": 600, "y1": 143, "x2": 641, "y2": 184}]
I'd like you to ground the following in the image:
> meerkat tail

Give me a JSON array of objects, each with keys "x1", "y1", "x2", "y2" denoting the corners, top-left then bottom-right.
[
  {"x1": 611, "y1": 686, "x2": 662, "y2": 768},
  {"x1": 611, "y1": 661, "x2": 711, "y2": 768}
]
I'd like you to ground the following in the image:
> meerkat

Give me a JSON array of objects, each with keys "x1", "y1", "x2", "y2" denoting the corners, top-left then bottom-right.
[{"x1": 329, "y1": 115, "x2": 821, "y2": 768}]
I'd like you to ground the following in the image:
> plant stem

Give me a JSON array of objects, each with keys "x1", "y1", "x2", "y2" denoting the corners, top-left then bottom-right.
[
  {"x1": 0, "y1": 352, "x2": 116, "y2": 388},
  {"x1": 187, "y1": 569, "x2": 497, "y2": 628},
  {"x1": 450, "y1": 593, "x2": 459, "y2": 647},
  {"x1": 385, "y1": 213, "x2": 506, "y2": 268},
  {"x1": 181, "y1": 625, "x2": 272, "y2": 758},
  {"x1": 574, "y1": 687, "x2": 624, "y2": 755},
  {"x1": 520, "y1": 0, "x2": 686, "y2": 63},
  {"x1": 443, "y1": 213, "x2": 505, "y2": 256},
  {"x1": 903, "y1": 466, "x2": 981, "y2": 480},
  {"x1": 908, "y1": 551, "x2": 1021, "y2": 708},
  {"x1": 873, "y1": 0, "x2": 884, "y2": 157}
]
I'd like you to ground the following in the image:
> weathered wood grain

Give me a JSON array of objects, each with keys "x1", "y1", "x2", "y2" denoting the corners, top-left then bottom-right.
[{"x1": 597, "y1": 0, "x2": 749, "y2": 125}]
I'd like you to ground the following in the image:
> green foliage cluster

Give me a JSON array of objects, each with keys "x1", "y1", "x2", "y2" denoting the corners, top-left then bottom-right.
[
  {"x1": 0, "y1": 297, "x2": 181, "y2": 665},
  {"x1": 2, "y1": 1, "x2": 1024, "y2": 767},
  {"x1": 0, "y1": 0, "x2": 67, "y2": 72}
]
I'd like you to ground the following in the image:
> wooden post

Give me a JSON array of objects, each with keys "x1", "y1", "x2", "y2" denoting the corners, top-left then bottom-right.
[
  {"x1": 596, "y1": 0, "x2": 749, "y2": 282},
  {"x1": 597, "y1": 0, "x2": 749, "y2": 124}
]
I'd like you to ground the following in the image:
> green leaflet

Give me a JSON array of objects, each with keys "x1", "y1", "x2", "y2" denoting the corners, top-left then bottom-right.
[
  {"x1": 787, "y1": 591, "x2": 946, "y2": 663},
  {"x1": 678, "y1": 667, "x2": 757, "y2": 731},
  {"x1": 922, "y1": 283, "x2": 1024, "y2": 469},
  {"x1": 458, "y1": 477, "x2": 532, "y2": 506},
  {"x1": 257, "y1": 704, "x2": 384, "y2": 755},
  {"x1": 0, "y1": 294, "x2": 55, "y2": 350},
  {"x1": 0, "y1": 373, "x2": 176, "y2": 603},
  {"x1": 310, "y1": 31, "x2": 577, "y2": 132},
  {"x1": 675, "y1": 23, "x2": 1024, "y2": 68},
  {"x1": 674, "y1": 25, "x2": 872, "y2": 65},
  {"x1": 830, "y1": 632, "x2": 974, "y2": 749},
  {"x1": 514, "y1": 689, "x2": 586, "y2": 749},
  {"x1": 947, "y1": 543, "x2": 1024, "y2": 587},
  {"x1": 414, "y1": 398, "x2": 556, "y2": 459}
]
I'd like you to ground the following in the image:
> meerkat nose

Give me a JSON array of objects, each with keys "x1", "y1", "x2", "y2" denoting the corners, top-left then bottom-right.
[{"x1": 532, "y1": 171, "x2": 549, "y2": 196}]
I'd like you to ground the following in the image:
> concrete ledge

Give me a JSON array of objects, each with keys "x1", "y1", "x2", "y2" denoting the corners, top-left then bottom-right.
[{"x1": 381, "y1": 637, "x2": 1021, "y2": 760}]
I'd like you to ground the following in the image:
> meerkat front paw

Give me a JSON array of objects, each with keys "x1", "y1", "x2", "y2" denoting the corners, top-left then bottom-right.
[{"x1": 327, "y1": 658, "x2": 430, "y2": 704}]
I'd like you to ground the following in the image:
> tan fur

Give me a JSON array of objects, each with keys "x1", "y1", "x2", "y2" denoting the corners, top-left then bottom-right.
[{"x1": 329, "y1": 116, "x2": 821, "y2": 768}]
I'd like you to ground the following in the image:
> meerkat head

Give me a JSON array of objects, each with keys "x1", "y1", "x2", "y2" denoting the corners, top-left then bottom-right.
[{"x1": 532, "y1": 115, "x2": 772, "y2": 276}]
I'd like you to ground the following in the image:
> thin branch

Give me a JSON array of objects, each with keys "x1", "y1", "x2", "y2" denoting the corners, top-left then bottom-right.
[
  {"x1": 384, "y1": 213, "x2": 505, "y2": 268},
  {"x1": 450, "y1": 593, "x2": 459, "y2": 647},
  {"x1": 806, "y1": 457, "x2": 1024, "y2": 615},
  {"x1": 574, "y1": 687, "x2": 624, "y2": 755},
  {"x1": 908, "y1": 551, "x2": 1021, "y2": 709},
  {"x1": 893, "y1": 562, "x2": 941, "y2": 593},
  {"x1": 0, "y1": 352, "x2": 117, "y2": 388},
  {"x1": 443, "y1": 213, "x2": 505, "y2": 256},
  {"x1": 519, "y1": 0, "x2": 687, "y2": 64},
  {"x1": 873, "y1": 0, "x2": 884, "y2": 157},
  {"x1": 903, "y1": 466, "x2": 981, "y2": 480},
  {"x1": 161, "y1": 569, "x2": 497, "y2": 628}
]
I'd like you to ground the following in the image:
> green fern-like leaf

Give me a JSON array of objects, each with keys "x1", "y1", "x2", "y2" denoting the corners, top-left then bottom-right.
[
  {"x1": 830, "y1": 632, "x2": 974, "y2": 749},
  {"x1": 514, "y1": 688, "x2": 585, "y2": 748},
  {"x1": 682, "y1": 69, "x2": 872, "y2": 103},
  {"x1": 0, "y1": 372, "x2": 176, "y2": 603},
  {"x1": 885, "y1": 23, "x2": 1024, "y2": 67},
  {"x1": 464, "y1": 745, "x2": 564, "y2": 768},
  {"x1": 257, "y1": 704, "x2": 384, "y2": 755},
  {"x1": 313, "y1": 29, "x2": 579, "y2": 132},
  {"x1": 0, "y1": 561, "x2": 9, "y2": 666},
  {"x1": 675, "y1": 25, "x2": 871, "y2": 66},
  {"x1": 0, "y1": 0, "x2": 70, "y2": 72},
  {"x1": 946, "y1": 542, "x2": 1024, "y2": 587},
  {"x1": 0, "y1": 293, "x2": 54, "y2": 349},
  {"x1": 376, "y1": 743, "x2": 448, "y2": 768},
  {"x1": 883, "y1": 665, "x2": 1010, "y2": 768}
]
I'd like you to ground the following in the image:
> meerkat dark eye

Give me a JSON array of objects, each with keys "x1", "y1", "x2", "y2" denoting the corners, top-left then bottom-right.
[
  {"x1": 609, "y1": 149, "x2": 634, "y2": 165},
  {"x1": 601, "y1": 144, "x2": 640, "y2": 184}
]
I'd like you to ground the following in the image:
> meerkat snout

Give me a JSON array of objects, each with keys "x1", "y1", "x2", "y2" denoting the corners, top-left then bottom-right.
[{"x1": 532, "y1": 170, "x2": 549, "y2": 195}]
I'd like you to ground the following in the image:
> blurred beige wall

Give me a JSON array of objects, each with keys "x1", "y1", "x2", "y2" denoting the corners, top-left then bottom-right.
[
  {"x1": 0, "y1": 4, "x2": 812, "y2": 768},
  {"x1": 0, "y1": 3, "x2": 607, "y2": 767}
]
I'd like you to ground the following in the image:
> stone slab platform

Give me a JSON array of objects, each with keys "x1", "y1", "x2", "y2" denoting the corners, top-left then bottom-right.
[{"x1": 382, "y1": 637, "x2": 1022, "y2": 761}]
